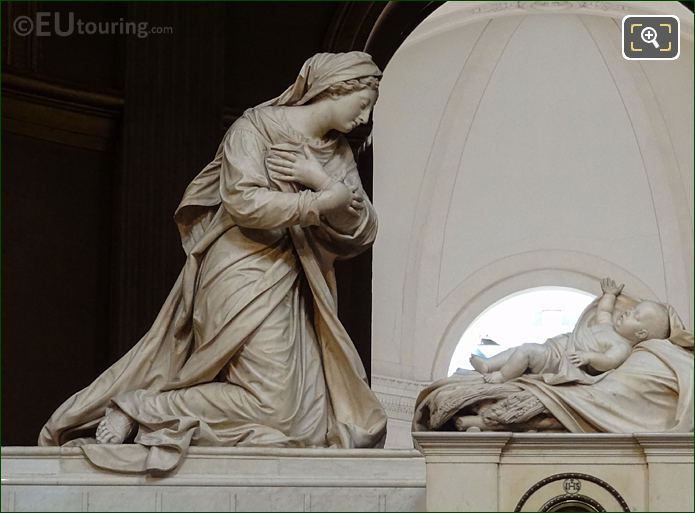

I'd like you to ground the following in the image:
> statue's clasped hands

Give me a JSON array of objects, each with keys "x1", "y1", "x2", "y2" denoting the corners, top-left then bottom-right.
[{"x1": 266, "y1": 145, "x2": 364, "y2": 215}]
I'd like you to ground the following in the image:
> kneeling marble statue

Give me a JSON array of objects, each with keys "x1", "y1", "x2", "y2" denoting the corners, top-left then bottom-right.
[
  {"x1": 39, "y1": 52, "x2": 387, "y2": 473},
  {"x1": 413, "y1": 278, "x2": 693, "y2": 434}
]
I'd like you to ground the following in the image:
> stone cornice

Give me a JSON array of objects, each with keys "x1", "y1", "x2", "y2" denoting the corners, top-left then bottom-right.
[
  {"x1": 0, "y1": 446, "x2": 423, "y2": 459},
  {"x1": 412, "y1": 432, "x2": 511, "y2": 462},
  {"x1": 1, "y1": 447, "x2": 425, "y2": 487},
  {"x1": 372, "y1": 374, "x2": 430, "y2": 422},
  {"x1": 634, "y1": 432, "x2": 695, "y2": 463},
  {"x1": 412, "y1": 432, "x2": 694, "y2": 464},
  {"x1": 502, "y1": 433, "x2": 645, "y2": 464}
]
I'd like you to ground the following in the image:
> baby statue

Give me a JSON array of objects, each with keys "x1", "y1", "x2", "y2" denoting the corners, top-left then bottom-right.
[{"x1": 469, "y1": 278, "x2": 670, "y2": 384}]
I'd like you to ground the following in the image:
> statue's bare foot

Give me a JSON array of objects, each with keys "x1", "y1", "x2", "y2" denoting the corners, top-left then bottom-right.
[
  {"x1": 96, "y1": 407, "x2": 135, "y2": 444},
  {"x1": 469, "y1": 355, "x2": 489, "y2": 374},
  {"x1": 483, "y1": 371, "x2": 506, "y2": 384}
]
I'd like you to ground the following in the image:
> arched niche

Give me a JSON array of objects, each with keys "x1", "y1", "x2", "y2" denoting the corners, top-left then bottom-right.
[{"x1": 369, "y1": 1, "x2": 693, "y2": 447}]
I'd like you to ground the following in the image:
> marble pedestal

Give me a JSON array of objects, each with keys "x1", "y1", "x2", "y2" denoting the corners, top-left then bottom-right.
[
  {"x1": 0, "y1": 447, "x2": 425, "y2": 512},
  {"x1": 412, "y1": 432, "x2": 693, "y2": 512}
]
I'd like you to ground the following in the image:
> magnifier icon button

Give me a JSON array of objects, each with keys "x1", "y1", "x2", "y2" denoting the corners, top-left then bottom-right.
[{"x1": 641, "y1": 26, "x2": 660, "y2": 48}]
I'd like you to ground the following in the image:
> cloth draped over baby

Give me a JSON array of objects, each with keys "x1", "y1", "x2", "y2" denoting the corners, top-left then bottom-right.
[{"x1": 413, "y1": 294, "x2": 693, "y2": 433}]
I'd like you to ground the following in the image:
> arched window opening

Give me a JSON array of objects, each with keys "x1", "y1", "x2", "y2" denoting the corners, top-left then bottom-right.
[{"x1": 448, "y1": 287, "x2": 596, "y2": 376}]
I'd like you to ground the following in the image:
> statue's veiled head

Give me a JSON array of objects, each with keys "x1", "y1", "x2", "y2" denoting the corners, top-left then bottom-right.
[
  {"x1": 310, "y1": 76, "x2": 379, "y2": 133},
  {"x1": 270, "y1": 52, "x2": 382, "y2": 105},
  {"x1": 263, "y1": 52, "x2": 382, "y2": 133}
]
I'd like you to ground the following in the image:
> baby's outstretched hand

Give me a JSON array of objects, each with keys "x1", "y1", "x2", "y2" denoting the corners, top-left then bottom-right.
[
  {"x1": 600, "y1": 277, "x2": 624, "y2": 296},
  {"x1": 569, "y1": 351, "x2": 590, "y2": 367}
]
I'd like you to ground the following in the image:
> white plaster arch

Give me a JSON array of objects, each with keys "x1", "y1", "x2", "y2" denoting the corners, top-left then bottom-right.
[
  {"x1": 401, "y1": 1, "x2": 694, "y2": 49},
  {"x1": 370, "y1": 1, "x2": 693, "y2": 448}
]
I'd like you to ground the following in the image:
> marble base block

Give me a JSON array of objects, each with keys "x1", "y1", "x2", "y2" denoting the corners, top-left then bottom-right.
[
  {"x1": 0, "y1": 447, "x2": 425, "y2": 512},
  {"x1": 412, "y1": 432, "x2": 693, "y2": 512}
]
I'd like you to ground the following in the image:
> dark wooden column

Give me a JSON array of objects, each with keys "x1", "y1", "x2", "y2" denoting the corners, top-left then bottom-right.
[{"x1": 111, "y1": 4, "x2": 225, "y2": 359}]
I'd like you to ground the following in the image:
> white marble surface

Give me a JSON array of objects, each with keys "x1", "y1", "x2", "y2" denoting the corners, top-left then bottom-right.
[
  {"x1": 372, "y1": 374, "x2": 429, "y2": 448},
  {"x1": 1, "y1": 447, "x2": 425, "y2": 512},
  {"x1": 371, "y1": 1, "x2": 694, "y2": 443},
  {"x1": 4, "y1": 434, "x2": 691, "y2": 511},
  {"x1": 413, "y1": 432, "x2": 694, "y2": 512}
]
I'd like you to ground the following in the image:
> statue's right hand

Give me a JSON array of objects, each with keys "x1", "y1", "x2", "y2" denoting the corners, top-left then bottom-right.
[
  {"x1": 600, "y1": 277, "x2": 624, "y2": 296},
  {"x1": 266, "y1": 145, "x2": 330, "y2": 191}
]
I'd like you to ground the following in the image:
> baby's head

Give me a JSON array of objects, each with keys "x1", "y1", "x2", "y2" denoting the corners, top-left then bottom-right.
[{"x1": 615, "y1": 300, "x2": 670, "y2": 344}]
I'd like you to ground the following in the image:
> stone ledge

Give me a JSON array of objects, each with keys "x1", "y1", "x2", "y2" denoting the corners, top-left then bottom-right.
[
  {"x1": 1, "y1": 447, "x2": 426, "y2": 487},
  {"x1": 1, "y1": 447, "x2": 426, "y2": 512},
  {"x1": 412, "y1": 432, "x2": 693, "y2": 463}
]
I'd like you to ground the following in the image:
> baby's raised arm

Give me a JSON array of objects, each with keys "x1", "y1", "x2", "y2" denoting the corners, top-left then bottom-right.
[{"x1": 595, "y1": 277, "x2": 624, "y2": 325}]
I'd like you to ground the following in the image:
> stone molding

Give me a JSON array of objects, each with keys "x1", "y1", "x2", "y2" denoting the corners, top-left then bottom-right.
[
  {"x1": 1, "y1": 447, "x2": 426, "y2": 512},
  {"x1": 634, "y1": 432, "x2": 695, "y2": 463},
  {"x1": 413, "y1": 431, "x2": 694, "y2": 464},
  {"x1": 372, "y1": 374, "x2": 429, "y2": 422},
  {"x1": 412, "y1": 432, "x2": 511, "y2": 463},
  {"x1": 1, "y1": 446, "x2": 425, "y2": 487}
]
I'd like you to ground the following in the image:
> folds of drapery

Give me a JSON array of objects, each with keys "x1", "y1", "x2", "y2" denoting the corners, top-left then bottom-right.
[
  {"x1": 38, "y1": 108, "x2": 386, "y2": 472},
  {"x1": 535, "y1": 296, "x2": 637, "y2": 386},
  {"x1": 413, "y1": 295, "x2": 693, "y2": 434},
  {"x1": 518, "y1": 338, "x2": 693, "y2": 433}
]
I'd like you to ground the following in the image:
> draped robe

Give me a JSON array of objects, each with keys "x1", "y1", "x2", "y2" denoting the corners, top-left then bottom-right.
[{"x1": 38, "y1": 106, "x2": 387, "y2": 472}]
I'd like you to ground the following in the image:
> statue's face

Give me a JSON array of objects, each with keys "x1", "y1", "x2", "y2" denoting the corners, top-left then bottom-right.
[
  {"x1": 330, "y1": 88, "x2": 378, "y2": 133},
  {"x1": 614, "y1": 302, "x2": 661, "y2": 341}
]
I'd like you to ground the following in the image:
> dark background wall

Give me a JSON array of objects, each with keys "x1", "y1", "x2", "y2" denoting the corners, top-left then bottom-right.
[{"x1": 1, "y1": 1, "x2": 441, "y2": 446}]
